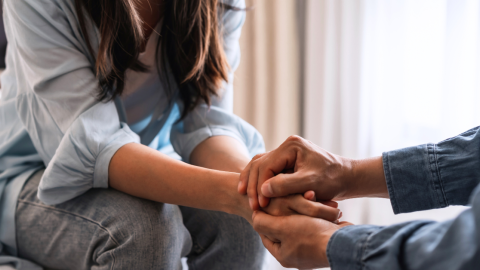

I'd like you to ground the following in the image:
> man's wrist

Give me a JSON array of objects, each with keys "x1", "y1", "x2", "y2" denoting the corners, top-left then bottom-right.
[{"x1": 348, "y1": 157, "x2": 389, "y2": 198}]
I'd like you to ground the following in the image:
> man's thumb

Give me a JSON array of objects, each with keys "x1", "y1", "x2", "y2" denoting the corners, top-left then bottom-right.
[{"x1": 261, "y1": 173, "x2": 306, "y2": 197}]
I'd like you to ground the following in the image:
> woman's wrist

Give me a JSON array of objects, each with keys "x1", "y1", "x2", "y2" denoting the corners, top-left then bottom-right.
[{"x1": 219, "y1": 172, "x2": 253, "y2": 222}]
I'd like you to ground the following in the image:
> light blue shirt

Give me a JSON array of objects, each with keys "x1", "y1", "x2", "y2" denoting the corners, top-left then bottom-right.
[{"x1": 0, "y1": 0, "x2": 264, "y2": 267}]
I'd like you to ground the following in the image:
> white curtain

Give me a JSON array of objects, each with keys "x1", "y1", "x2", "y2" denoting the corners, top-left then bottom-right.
[
  {"x1": 233, "y1": 0, "x2": 301, "y2": 152},
  {"x1": 303, "y1": 0, "x2": 480, "y2": 234}
]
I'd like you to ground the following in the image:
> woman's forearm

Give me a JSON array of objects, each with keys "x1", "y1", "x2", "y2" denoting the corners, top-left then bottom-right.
[
  {"x1": 109, "y1": 143, "x2": 251, "y2": 220},
  {"x1": 190, "y1": 136, "x2": 251, "y2": 173}
]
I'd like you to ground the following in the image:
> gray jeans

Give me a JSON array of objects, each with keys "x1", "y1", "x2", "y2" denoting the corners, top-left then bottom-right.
[{"x1": 15, "y1": 170, "x2": 265, "y2": 270}]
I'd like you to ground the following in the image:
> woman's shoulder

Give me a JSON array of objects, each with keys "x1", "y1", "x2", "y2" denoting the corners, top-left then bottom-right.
[
  {"x1": 3, "y1": 0, "x2": 75, "y2": 11},
  {"x1": 3, "y1": 0, "x2": 80, "y2": 29},
  {"x1": 3, "y1": 0, "x2": 90, "y2": 46},
  {"x1": 219, "y1": 0, "x2": 246, "y2": 34},
  {"x1": 220, "y1": 0, "x2": 246, "y2": 8}
]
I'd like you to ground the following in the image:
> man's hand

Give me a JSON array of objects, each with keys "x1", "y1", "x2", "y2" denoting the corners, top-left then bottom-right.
[
  {"x1": 252, "y1": 210, "x2": 352, "y2": 269},
  {"x1": 238, "y1": 135, "x2": 388, "y2": 210},
  {"x1": 238, "y1": 135, "x2": 351, "y2": 210}
]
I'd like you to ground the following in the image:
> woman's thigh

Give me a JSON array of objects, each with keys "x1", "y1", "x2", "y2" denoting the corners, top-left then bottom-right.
[{"x1": 15, "y1": 170, "x2": 192, "y2": 270}]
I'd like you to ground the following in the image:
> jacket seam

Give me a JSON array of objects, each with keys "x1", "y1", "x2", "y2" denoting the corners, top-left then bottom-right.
[
  {"x1": 433, "y1": 144, "x2": 449, "y2": 206},
  {"x1": 427, "y1": 144, "x2": 446, "y2": 208},
  {"x1": 383, "y1": 153, "x2": 399, "y2": 214},
  {"x1": 360, "y1": 229, "x2": 377, "y2": 270}
]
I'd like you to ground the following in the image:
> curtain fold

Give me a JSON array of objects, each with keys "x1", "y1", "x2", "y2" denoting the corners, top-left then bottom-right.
[
  {"x1": 231, "y1": 2, "x2": 303, "y2": 269},
  {"x1": 233, "y1": 0, "x2": 301, "y2": 151}
]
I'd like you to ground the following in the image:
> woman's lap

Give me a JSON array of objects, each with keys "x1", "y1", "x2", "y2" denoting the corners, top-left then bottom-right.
[
  {"x1": 15, "y1": 170, "x2": 264, "y2": 270},
  {"x1": 16, "y1": 169, "x2": 192, "y2": 270}
]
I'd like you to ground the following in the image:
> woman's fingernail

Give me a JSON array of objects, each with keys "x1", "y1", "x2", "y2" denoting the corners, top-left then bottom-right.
[
  {"x1": 237, "y1": 180, "x2": 242, "y2": 191},
  {"x1": 252, "y1": 211, "x2": 257, "y2": 220},
  {"x1": 337, "y1": 211, "x2": 343, "y2": 220},
  {"x1": 249, "y1": 197, "x2": 254, "y2": 209}
]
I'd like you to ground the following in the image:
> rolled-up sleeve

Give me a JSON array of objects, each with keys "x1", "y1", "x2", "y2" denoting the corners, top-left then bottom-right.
[
  {"x1": 327, "y1": 183, "x2": 480, "y2": 270},
  {"x1": 4, "y1": 0, "x2": 140, "y2": 205},
  {"x1": 170, "y1": 0, "x2": 265, "y2": 162},
  {"x1": 327, "y1": 126, "x2": 480, "y2": 269},
  {"x1": 383, "y1": 126, "x2": 480, "y2": 214}
]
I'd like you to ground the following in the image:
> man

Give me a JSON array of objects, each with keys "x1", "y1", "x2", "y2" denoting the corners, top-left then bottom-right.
[{"x1": 239, "y1": 127, "x2": 480, "y2": 269}]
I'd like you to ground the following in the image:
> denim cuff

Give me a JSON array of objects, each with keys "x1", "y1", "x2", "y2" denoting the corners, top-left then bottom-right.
[
  {"x1": 382, "y1": 144, "x2": 447, "y2": 214},
  {"x1": 327, "y1": 225, "x2": 382, "y2": 270}
]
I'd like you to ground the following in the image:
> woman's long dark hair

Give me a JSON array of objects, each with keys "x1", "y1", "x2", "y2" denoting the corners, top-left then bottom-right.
[{"x1": 75, "y1": 0, "x2": 235, "y2": 119}]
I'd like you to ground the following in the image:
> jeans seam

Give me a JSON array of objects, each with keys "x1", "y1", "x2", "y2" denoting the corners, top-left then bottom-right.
[
  {"x1": 110, "y1": 249, "x2": 116, "y2": 270},
  {"x1": 241, "y1": 216, "x2": 247, "y2": 265},
  {"x1": 17, "y1": 199, "x2": 121, "y2": 248}
]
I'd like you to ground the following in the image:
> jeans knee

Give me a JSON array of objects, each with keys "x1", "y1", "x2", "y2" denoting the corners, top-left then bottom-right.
[
  {"x1": 221, "y1": 214, "x2": 264, "y2": 255},
  {"x1": 98, "y1": 195, "x2": 191, "y2": 268}
]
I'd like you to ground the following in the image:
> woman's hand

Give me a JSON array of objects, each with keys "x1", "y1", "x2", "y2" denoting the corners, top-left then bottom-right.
[
  {"x1": 234, "y1": 189, "x2": 341, "y2": 225},
  {"x1": 238, "y1": 135, "x2": 389, "y2": 211},
  {"x1": 252, "y1": 210, "x2": 353, "y2": 269},
  {"x1": 262, "y1": 193, "x2": 341, "y2": 222}
]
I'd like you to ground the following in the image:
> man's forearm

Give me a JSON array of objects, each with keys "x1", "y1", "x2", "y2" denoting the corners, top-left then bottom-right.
[{"x1": 345, "y1": 156, "x2": 389, "y2": 199}]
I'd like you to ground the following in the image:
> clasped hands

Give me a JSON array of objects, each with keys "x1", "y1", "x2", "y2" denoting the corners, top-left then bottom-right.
[{"x1": 237, "y1": 135, "x2": 387, "y2": 269}]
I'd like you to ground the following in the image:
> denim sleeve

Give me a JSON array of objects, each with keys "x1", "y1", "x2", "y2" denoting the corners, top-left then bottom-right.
[
  {"x1": 4, "y1": 0, "x2": 140, "y2": 205},
  {"x1": 383, "y1": 127, "x2": 480, "y2": 214},
  {"x1": 327, "y1": 182, "x2": 480, "y2": 270},
  {"x1": 171, "y1": 0, "x2": 266, "y2": 162}
]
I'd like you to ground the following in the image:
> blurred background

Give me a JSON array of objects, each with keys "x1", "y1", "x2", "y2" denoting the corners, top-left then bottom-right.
[
  {"x1": 233, "y1": 0, "x2": 480, "y2": 269},
  {"x1": 0, "y1": 0, "x2": 479, "y2": 269}
]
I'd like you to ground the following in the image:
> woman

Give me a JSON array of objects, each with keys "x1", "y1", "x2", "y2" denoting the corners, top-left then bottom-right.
[{"x1": 0, "y1": 0, "x2": 340, "y2": 269}]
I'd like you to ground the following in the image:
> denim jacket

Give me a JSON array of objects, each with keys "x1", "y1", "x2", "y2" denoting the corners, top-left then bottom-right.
[{"x1": 327, "y1": 126, "x2": 480, "y2": 269}]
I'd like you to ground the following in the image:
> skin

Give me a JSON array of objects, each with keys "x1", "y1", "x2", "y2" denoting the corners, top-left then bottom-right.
[
  {"x1": 252, "y1": 211, "x2": 352, "y2": 269},
  {"x1": 137, "y1": 0, "x2": 164, "y2": 52},
  {"x1": 109, "y1": 2, "x2": 341, "y2": 224},
  {"x1": 239, "y1": 135, "x2": 388, "y2": 209},
  {"x1": 109, "y1": 141, "x2": 340, "y2": 223},
  {"x1": 239, "y1": 135, "x2": 388, "y2": 267}
]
